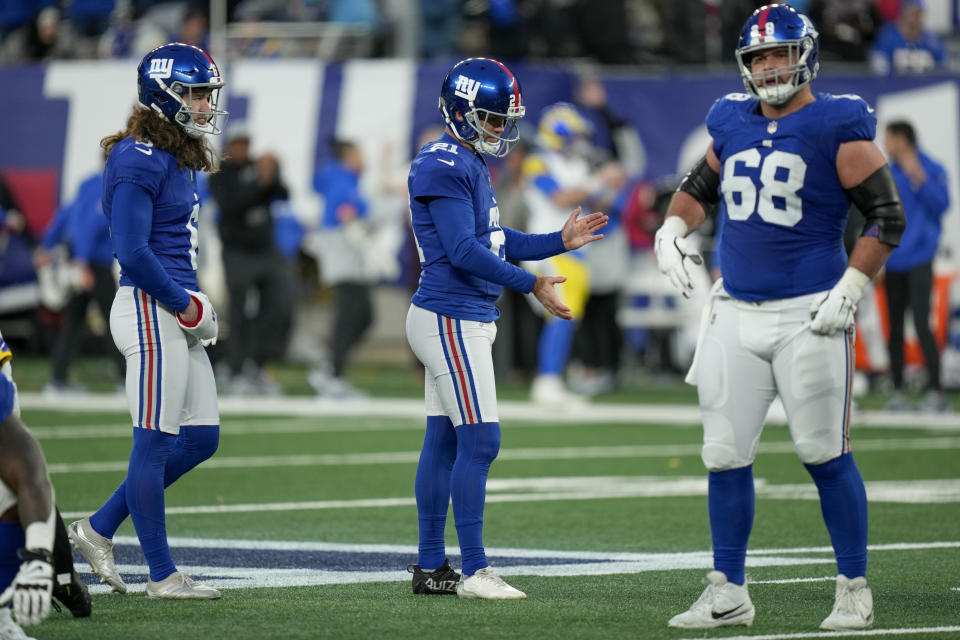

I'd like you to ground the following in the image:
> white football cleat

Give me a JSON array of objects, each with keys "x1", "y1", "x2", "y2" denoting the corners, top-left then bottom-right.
[
  {"x1": 68, "y1": 517, "x2": 127, "y2": 594},
  {"x1": 456, "y1": 567, "x2": 526, "y2": 600},
  {"x1": 530, "y1": 375, "x2": 586, "y2": 410},
  {"x1": 821, "y1": 575, "x2": 873, "y2": 630},
  {"x1": 0, "y1": 608, "x2": 35, "y2": 640},
  {"x1": 668, "y1": 570, "x2": 755, "y2": 629},
  {"x1": 146, "y1": 572, "x2": 221, "y2": 600}
]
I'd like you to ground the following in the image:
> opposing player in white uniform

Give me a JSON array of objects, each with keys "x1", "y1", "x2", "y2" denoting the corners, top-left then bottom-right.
[
  {"x1": 406, "y1": 58, "x2": 607, "y2": 599},
  {"x1": 521, "y1": 104, "x2": 623, "y2": 407},
  {"x1": 67, "y1": 42, "x2": 226, "y2": 600},
  {"x1": 654, "y1": 4, "x2": 905, "y2": 631}
]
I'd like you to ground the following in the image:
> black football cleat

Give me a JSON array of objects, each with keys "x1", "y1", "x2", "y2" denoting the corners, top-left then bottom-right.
[
  {"x1": 408, "y1": 558, "x2": 461, "y2": 595},
  {"x1": 52, "y1": 569, "x2": 92, "y2": 618}
]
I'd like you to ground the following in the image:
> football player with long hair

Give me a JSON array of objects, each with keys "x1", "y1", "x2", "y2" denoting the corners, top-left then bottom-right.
[
  {"x1": 405, "y1": 58, "x2": 608, "y2": 599},
  {"x1": 67, "y1": 42, "x2": 226, "y2": 600},
  {"x1": 654, "y1": 3, "x2": 904, "y2": 631}
]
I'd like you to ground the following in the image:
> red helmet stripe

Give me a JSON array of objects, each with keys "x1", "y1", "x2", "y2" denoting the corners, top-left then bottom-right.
[
  {"x1": 488, "y1": 58, "x2": 520, "y2": 107},
  {"x1": 757, "y1": 5, "x2": 771, "y2": 42}
]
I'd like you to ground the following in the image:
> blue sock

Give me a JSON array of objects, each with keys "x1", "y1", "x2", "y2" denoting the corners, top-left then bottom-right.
[
  {"x1": 805, "y1": 453, "x2": 868, "y2": 579},
  {"x1": 450, "y1": 421, "x2": 501, "y2": 576},
  {"x1": 126, "y1": 428, "x2": 176, "y2": 582},
  {"x1": 91, "y1": 426, "x2": 219, "y2": 539},
  {"x1": 537, "y1": 319, "x2": 576, "y2": 375},
  {"x1": 414, "y1": 416, "x2": 457, "y2": 570},
  {"x1": 709, "y1": 466, "x2": 755, "y2": 586},
  {"x1": 0, "y1": 521, "x2": 24, "y2": 591}
]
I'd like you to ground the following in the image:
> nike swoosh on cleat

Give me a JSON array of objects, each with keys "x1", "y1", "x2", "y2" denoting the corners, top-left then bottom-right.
[
  {"x1": 437, "y1": 158, "x2": 455, "y2": 166},
  {"x1": 712, "y1": 604, "x2": 745, "y2": 619}
]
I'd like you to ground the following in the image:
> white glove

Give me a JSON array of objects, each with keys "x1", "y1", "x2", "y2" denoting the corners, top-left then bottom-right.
[
  {"x1": 0, "y1": 549, "x2": 53, "y2": 626},
  {"x1": 809, "y1": 267, "x2": 871, "y2": 336},
  {"x1": 176, "y1": 290, "x2": 218, "y2": 346},
  {"x1": 654, "y1": 216, "x2": 702, "y2": 298}
]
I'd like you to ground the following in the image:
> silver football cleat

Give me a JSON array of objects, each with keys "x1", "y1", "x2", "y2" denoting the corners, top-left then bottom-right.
[
  {"x1": 146, "y1": 572, "x2": 221, "y2": 600},
  {"x1": 68, "y1": 517, "x2": 127, "y2": 594}
]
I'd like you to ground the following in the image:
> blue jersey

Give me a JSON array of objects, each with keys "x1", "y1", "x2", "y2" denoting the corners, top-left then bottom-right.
[
  {"x1": 709, "y1": 92, "x2": 876, "y2": 302},
  {"x1": 102, "y1": 137, "x2": 200, "y2": 291},
  {"x1": 408, "y1": 133, "x2": 562, "y2": 322}
]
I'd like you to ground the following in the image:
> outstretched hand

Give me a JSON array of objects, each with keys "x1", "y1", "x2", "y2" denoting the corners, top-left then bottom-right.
[
  {"x1": 532, "y1": 275, "x2": 573, "y2": 320},
  {"x1": 561, "y1": 206, "x2": 608, "y2": 250}
]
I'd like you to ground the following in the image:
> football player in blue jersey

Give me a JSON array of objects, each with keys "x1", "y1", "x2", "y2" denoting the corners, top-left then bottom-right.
[
  {"x1": 405, "y1": 58, "x2": 608, "y2": 599},
  {"x1": 654, "y1": 4, "x2": 905, "y2": 631},
  {"x1": 67, "y1": 42, "x2": 226, "y2": 600}
]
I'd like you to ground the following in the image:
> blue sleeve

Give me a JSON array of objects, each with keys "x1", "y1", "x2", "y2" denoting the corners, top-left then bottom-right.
[
  {"x1": 72, "y1": 207, "x2": 99, "y2": 262},
  {"x1": 111, "y1": 182, "x2": 191, "y2": 311},
  {"x1": 533, "y1": 174, "x2": 559, "y2": 197},
  {"x1": 916, "y1": 158, "x2": 950, "y2": 217},
  {"x1": 830, "y1": 95, "x2": 876, "y2": 145},
  {"x1": 503, "y1": 227, "x2": 566, "y2": 261},
  {"x1": 41, "y1": 205, "x2": 70, "y2": 249},
  {"x1": 428, "y1": 197, "x2": 536, "y2": 293}
]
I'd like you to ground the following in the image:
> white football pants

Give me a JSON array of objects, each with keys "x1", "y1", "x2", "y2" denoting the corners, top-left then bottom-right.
[
  {"x1": 405, "y1": 304, "x2": 498, "y2": 427},
  {"x1": 111, "y1": 286, "x2": 219, "y2": 435},
  {"x1": 691, "y1": 286, "x2": 855, "y2": 470}
]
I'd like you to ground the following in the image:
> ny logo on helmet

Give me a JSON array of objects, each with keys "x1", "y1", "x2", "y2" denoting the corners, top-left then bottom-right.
[
  {"x1": 749, "y1": 21, "x2": 776, "y2": 44},
  {"x1": 454, "y1": 75, "x2": 481, "y2": 102},
  {"x1": 148, "y1": 58, "x2": 174, "y2": 79}
]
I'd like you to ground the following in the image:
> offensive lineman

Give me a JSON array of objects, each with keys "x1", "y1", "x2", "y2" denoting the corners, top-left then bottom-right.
[
  {"x1": 653, "y1": 4, "x2": 905, "y2": 631},
  {"x1": 405, "y1": 57, "x2": 607, "y2": 599},
  {"x1": 68, "y1": 42, "x2": 225, "y2": 600}
]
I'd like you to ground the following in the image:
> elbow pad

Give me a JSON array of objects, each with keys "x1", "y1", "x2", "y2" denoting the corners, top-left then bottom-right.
[
  {"x1": 845, "y1": 165, "x2": 906, "y2": 247},
  {"x1": 677, "y1": 156, "x2": 720, "y2": 209}
]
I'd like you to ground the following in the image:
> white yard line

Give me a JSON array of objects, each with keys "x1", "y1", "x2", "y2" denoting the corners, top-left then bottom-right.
[
  {"x1": 58, "y1": 477, "x2": 960, "y2": 520},
  {"x1": 678, "y1": 627, "x2": 960, "y2": 640},
  {"x1": 20, "y1": 393, "x2": 960, "y2": 429},
  {"x1": 73, "y1": 539, "x2": 960, "y2": 597},
  {"x1": 45, "y1": 437, "x2": 960, "y2": 474}
]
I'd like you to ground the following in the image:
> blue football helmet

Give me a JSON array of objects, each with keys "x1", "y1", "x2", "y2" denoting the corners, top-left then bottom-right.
[
  {"x1": 137, "y1": 42, "x2": 228, "y2": 138},
  {"x1": 439, "y1": 57, "x2": 526, "y2": 157},
  {"x1": 735, "y1": 4, "x2": 819, "y2": 106}
]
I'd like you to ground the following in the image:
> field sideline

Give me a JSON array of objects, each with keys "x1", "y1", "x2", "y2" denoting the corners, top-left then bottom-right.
[{"x1": 17, "y1": 392, "x2": 960, "y2": 639}]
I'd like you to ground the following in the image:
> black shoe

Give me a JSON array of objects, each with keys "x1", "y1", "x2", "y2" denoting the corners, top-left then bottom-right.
[
  {"x1": 52, "y1": 569, "x2": 92, "y2": 618},
  {"x1": 408, "y1": 558, "x2": 460, "y2": 595}
]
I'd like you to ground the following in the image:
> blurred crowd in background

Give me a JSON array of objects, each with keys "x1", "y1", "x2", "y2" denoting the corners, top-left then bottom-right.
[
  {"x1": 1, "y1": 0, "x2": 958, "y2": 412},
  {"x1": 1, "y1": 0, "x2": 958, "y2": 71}
]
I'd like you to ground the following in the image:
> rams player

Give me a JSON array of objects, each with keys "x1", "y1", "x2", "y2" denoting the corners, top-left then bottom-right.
[
  {"x1": 0, "y1": 331, "x2": 91, "y2": 636},
  {"x1": 654, "y1": 4, "x2": 904, "y2": 631},
  {"x1": 521, "y1": 103, "x2": 624, "y2": 407},
  {"x1": 405, "y1": 58, "x2": 607, "y2": 599},
  {"x1": 68, "y1": 42, "x2": 224, "y2": 600}
]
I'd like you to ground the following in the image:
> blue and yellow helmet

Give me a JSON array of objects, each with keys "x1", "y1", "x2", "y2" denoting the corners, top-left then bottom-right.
[{"x1": 536, "y1": 103, "x2": 591, "y2": 152}]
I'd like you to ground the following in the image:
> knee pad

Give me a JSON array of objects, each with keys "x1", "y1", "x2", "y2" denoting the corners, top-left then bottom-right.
[
  {"x1": 701, "y1": 442, "x2": 740, "y2": 471},
  {"x1": 795, "y1": 437, "x2": 835, "y2": 466}
]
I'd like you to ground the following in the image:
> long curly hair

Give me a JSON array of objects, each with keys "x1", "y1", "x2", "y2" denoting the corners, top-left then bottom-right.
[{"x1": 101, "y1": 108, "x2": 219, "y2": 173}]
